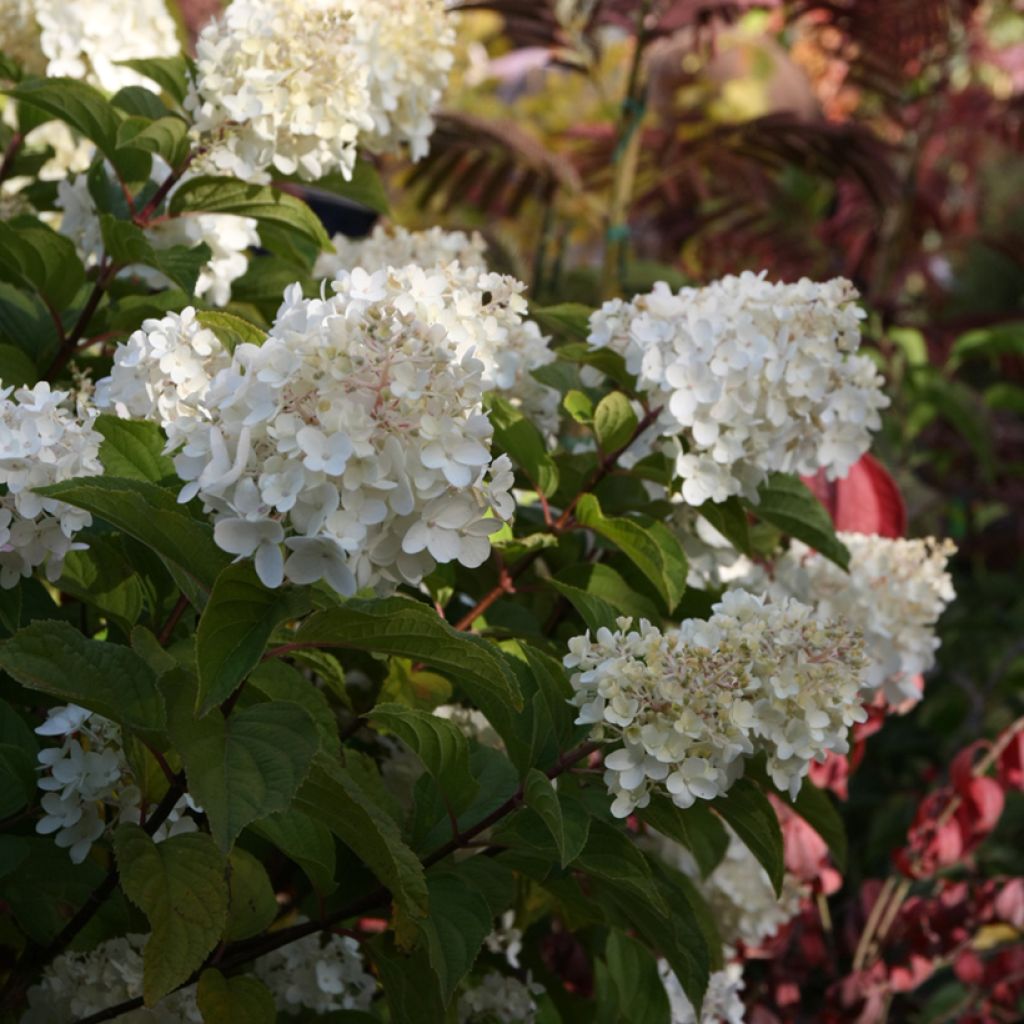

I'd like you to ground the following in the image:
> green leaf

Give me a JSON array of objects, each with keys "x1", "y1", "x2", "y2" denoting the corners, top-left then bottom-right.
[
  {"x1": 421, "y1": 870, "x2": 495, "y2": 999},
  {"x1": 196, "y1": 310, "x2": 266, "y2": 352},
  {"x1": 530, "y1": 303, "x2": 592, "y2": 341},
  {"x1": 0, "y1": 219, "x2": 85, "y2": 310},
  {"x1": 170, "y1": 177, "x2": 330, "y2": 252},
  {"x1": 102, "y1": 213, "x2": 213, "y2": 292},
  {"x1": 224, "y1": 848, "x2": 277, "y2": 942},
  {"x1": 248, "y1": 660, "x2": 340, "y2": 757},
  {"x1": 124, "y1": 116, "x2": 190, "y2": 165},
  {"x1": 0, "y1": 620, "x2": 165, "y2": 738},
  {"x1": 0, "y1": 743, "x2": 35, "y2": 818},
  {"x1": 547, "y1": 577, "x2": 619, "y2": 632},
  {"x1": 696, "y1": 497, "x2": 752, "y2": 556},
  {"x1": 111, "y1": 85, "x2": 169, "y2": 120},
  {"x1": 556, "y1": 341, "x2": 634, "y2": 390},
  {"x1": 95, "y1": 414, "x2": 174, "y2": 482},
  {"x1": 114, "y1": 825, "x2": 229, "y2": 1005},
  {"x1": 750, "y1": 474, "x2": 850, "y2": 569},
  {"x1": 523, "y1": 769, "x2": 590, "y2": 868},
  {"x1": 294, "y1": 756, "x2": 429, "y2": 921},
  {"x1": 563, "y1": 389, "x2": 594, "y2": 423},
  {"x1": 577, "y1": 820, "x2": 667, "y2": 916},
  {"x1": 167, "y1": 685, "x2": 319, "y2": 851},
  {"x1": 197, "y1": 969, "x2": 275, "y2": 1024},
  {"x1": 8, "y1": 78, "x2": 121, "y2": 156},
  {"x1": 196, "y1": 562, "x2": 311, "y2": 715},
  {"x1": 639, "y1": 796, "x2": 728, "y2": 879},
  {"x1": 252, "y1": 808, "x2": 336, "y2": 894},
  {"x1": 553, "y1": 563, "x2": 661, "y2": 624},
  {"x1": 290, "y1": 596, "x2": 522, "y2": 711},
  {"x1": 594, "y1": 391, "x2": 638, "y2": 453},
  {"x1": 0, "y1": 342, "x2": 39, "y2": 385},
  {"x1": 369, "y1": 702, "x2": 478, "y2": 814},
  {"x1": 58, "y1": 538, "x2": 146, "y2": 634},
  {"x1": 370, "y1": 935, "x2": 446, "y2": 1024},
  {"x1": 575, "y1": 494, "x2": 687, "y2": 612},
  {"x1": 379, "y1": 656, "x2": 452, "y2": 711},
  {"x1": 485, "y1": 393, "x2": 559, "y2": 497},
  {"x1": 116, "y1": 56, "x2": 192, "y2": 104},
  {"x1": 713, "y1": 778, "x2": 784, "y2": 895},
  {"x1": 38, "y1": 476, "x2": 230, "y2": 593},
  {"x1": 305, "y1": 159, "x2": 390, "y2": 215},
  {"x1": 603, "y1": 931, "x2": 671, "y2": 1024}
]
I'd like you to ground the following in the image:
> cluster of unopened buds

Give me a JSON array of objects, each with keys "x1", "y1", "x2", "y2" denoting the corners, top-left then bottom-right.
[{"x1": 565, "y1": 590, "x2": 868, "y2": 817}]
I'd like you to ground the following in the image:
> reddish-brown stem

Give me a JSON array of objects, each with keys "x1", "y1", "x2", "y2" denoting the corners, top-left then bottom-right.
[
  {"x1": 157, "y1": 593, "x2": 192, "y2": 646},
  {"x1": 0, "y1": 132, "x2": 23, "y2": 185},
  {"x1": 134, "y1": 152, "x2": 195, "y2": 226}
]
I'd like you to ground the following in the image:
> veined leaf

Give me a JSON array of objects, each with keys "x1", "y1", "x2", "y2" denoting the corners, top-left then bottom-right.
[
  {"x1": 594, "y1": 391, "x2": 638, "y2": 453},
  {"x1": 639, "y1": 796, "x2": 729, "y2": 879},
  {"x1": 523, "y1": 769, "x2": 590, "y2": 868},
  {"x1": 712, "y1": 778, "x2": 784, "y2": 895},
  {"x1": 485, "y1": 393, "x2": 559, "y2": 497},
  {"x1": 95, "y1": 415, "x2": 174, "y2": 482},
  {"x1": 197, "y1": 970, "x2": 275, "y2": 1024},
  {"x1": 750, "y1": 473, "x2": 850, "y2": 569}
]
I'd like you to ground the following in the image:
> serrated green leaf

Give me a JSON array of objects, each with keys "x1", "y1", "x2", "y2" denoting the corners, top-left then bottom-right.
[
  {"x1": 196, "y1": 310, "x2": 266, "y2": 352},
  {"x1": 116, "y1": 56, "x2": 192, "y2": 104},
  {"x1": 248, "y1": 660, "x2": 340, "y2": 757},
  {"x1": 167, "y1": 683, "x2": 319, "y2": 851},
  {"x1": 594, "y1": 391, "x2": 638, "y2": 453},
  {"x1": 750, "y1": 474, "x2": 850, "y2": 570},
  {"x1": 224, "y1": 848, "x2": 277, "y2": 942},
  {"x1": 639, "y1": 796, "x2": 728, "y2": 879},
  {"x1": 0, "y1": 620, "x2": 165, "y2": 737},
  {"x1": 289, "y1": 596, "x2": 522, "y2": 711},
  {"x1": 370, "y1": 935, "x2": 446, "y2": 1024},
  {"x1": 369, "y1": 702, "x2": 478, "y2": 814},
  {"x1": 696, "y1": 496, "x2": 752, "y2": 556},
  {"x1": 485, "y1": 393, "x2": 559, "y2": 497},
  {"x1": 577, "y1": 819, "x2": 667, "y2": 916},
  {"x1": 111, "y1": 85, "x2": 170, "y2": 120},
  {"x1": 251, "y1": 808, "x2": 336, "y2": 895},
  {"x1": 547, "y1": 577, "x2": 620, "y2": 632},
  {"x1": 575, "y1": 494, "x2": 687, "y2": 612},
  {"x1": 38, "y1": 476, "x2": 230, "y2": 593},
  {"x1": 58, "y1": 538, "x2": 146, "y2": 634},
  {"x1": 523, "y1": 769, "x2": 590, "y2": 868},
  {"x1": 604, "y1": 931, "x2": 671, "y2": 1024},
  {"x1": 124, "y1": 116, "x2": 190, "y2": 165},
  {"x1": 8, "y1": 77, "x2": 121, "y2": 156},
  {"x1": 530, "y1": 303, "x2": 592, "y2": 341},
  {"x1": 197, "y1": 969, "x2": 275, "y2": 1024},
  {"x1": 95, "y1": 414, "x2": 174, "y2": 482},
  {"x1": 196, "y1": 562, "x2": 311, "y2": 714},
  {"x1": 421, "y1": 871, "x2": 494, "y2": 999},
  {"x1": 114, "y1": 826, "x2": 228, "y2": 1005},
  {"x1": 295, "y1": 756, "x2": 429, "y2": 921},
  {"x1": 0, "y1": 219, "x2": 85, "y2": 310},
  {"x1": 553, "y1": 563, "x2": 661, "y2": 623},
  {"x1": 712, "y1": 778, "x2": 784, "y2": 895},
  {"x1": 169, "y1": 177, "x2": 330, "y2": 251}
]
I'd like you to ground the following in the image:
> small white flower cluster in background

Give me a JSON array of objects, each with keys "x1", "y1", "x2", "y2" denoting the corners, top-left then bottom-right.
[
  {"x1": 34, "y1": 704, "x2": 198, "y2": 863},
  {"x1": 187, "y1": 0, "x2": 455, "y2": 183},
  {"x1": 22, "y1": 934, "x2": 202, "y2": 1023},
  {"x1": 660, "y1": 961, "x2": 746, "y2": 1024},
  {"x1": 484, "y1": 910, "x2": 524, "y2": 969},
  {"x1": 586, "y1": 273, "x2": 889, "y2": 506},
  {"x1": 564, "y1": 590, "x2": 868, "y2": 817},
  {"x1": 23, "y1": 926, "x2": 377, "y2": 1021},
  {"x1": 648, "y1": 825, "x2": 805, "y2": 950},
  {"x1": 251, "y1": 930, "x2": 377, "y2": 1015},
  {"x1": 0, "y1": 382, "x2": 102, "y2": 589},
  {"x1": 100, "y1": 286, "x2": 516, "y2": 596},
  {"x1": 330, "y1": 261, "x2": 560, "y2": 436},
  {"x1": 457, "y1": 971, "x2": 544, "y2": 1024},
  {"x1": 57, "y1": 160, "x2": 260, "y2": 307},
  {"x1": 434, "y1": 703, "x2": 505, "y2": 750},
  {"x1": 729, "y1": 533, "x2": 957, "y2": 707},
  {"x1": 316, "y1": 225, "x2": 490, "y2": 279},
  {"x1": 0, "y1": 0, "x2": 178, "y2": 92}
]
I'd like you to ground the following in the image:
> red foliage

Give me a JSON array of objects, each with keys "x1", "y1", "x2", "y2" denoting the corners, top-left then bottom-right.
[{"x1": 802, "y1": 453, "x2": 906, "y2": 538}]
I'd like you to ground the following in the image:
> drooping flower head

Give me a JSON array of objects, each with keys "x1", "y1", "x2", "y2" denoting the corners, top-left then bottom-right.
[
  {"x1": 587, "y1": 273, "x2": 889, "y2": 505},
  {"x1": 565, "y1": 590, "x2": 868, "y2": 817}
]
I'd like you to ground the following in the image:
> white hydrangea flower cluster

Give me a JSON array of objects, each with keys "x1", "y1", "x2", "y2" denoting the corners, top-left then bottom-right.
[
  {"x1": 586, "y1": 273, "x2": 889, "y2": 506},
  {"x1": 94, "y1": 307, "x2": 231, "y2": 451},
  {"x1": 660, "y1": 961, "x2": 746, "y2": 1024},
  {"x1": 330, "y1": 262, "x2": 560, "y2": 435},
  {"x1": 732, "y1": 534, "x2": 957, "y2": 707},
  {"x1": 315, "y1": 225, "x2": 490, "y2": 279},
  {"x1": 56, "y1": 162, "x2": 259, "y2": 306},
  {"x1": 149, "y1": 287, "x2": 515, "y2": 596},
  {"x1": 457, "y1": 971, "x2": 544, "y2": 1024},
  {"x1": 0, "y1": 382, "x2": 102, "y2": 589},
  {"x1": 251, "y1": 930, "x2": 376, "y2": 1014},
  {"x1": 649, "y1": 825, "x2": 805, "y2": 949},
  {"x1": 0, "y1": 0, "x2": 179, "y2": 93},
  {"x1": 22, "y1": 934, "x2": 202, "y2": 1023},
  {"x1": 34, "y1": 704, "x2": 199, "y2": 864},
  {"x1": 564, "y1": 590, "x2": 868, "y2": 818},
  {"x1": 187, "y1": 0, "x2": 455, "y2": 183},
  {"x1": 484, "y1": 910, "x2": 524, "y2": 969}
]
